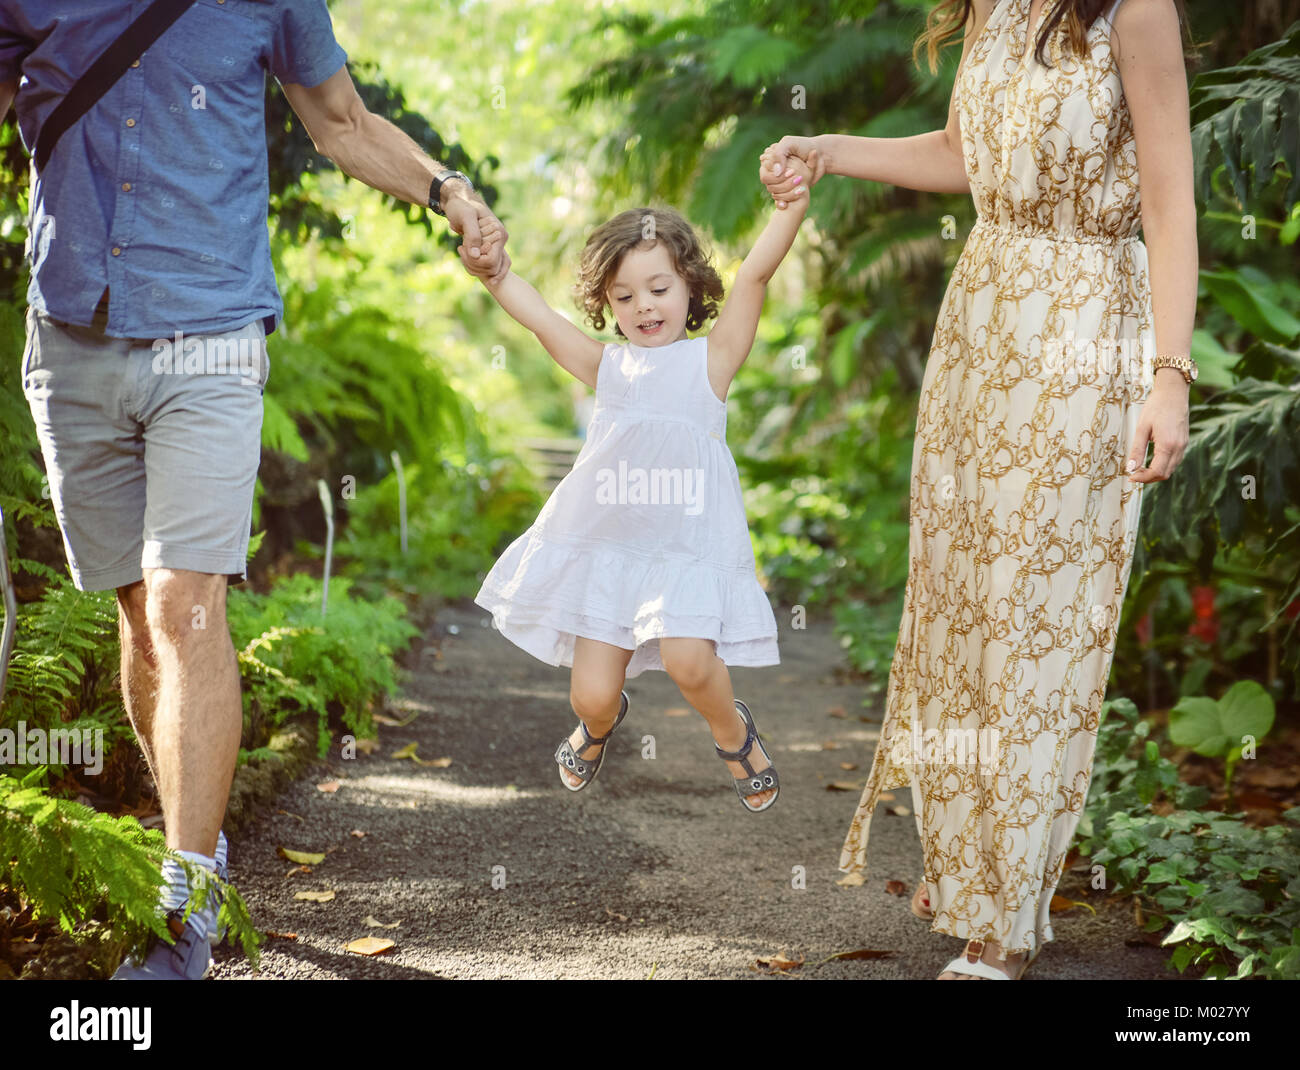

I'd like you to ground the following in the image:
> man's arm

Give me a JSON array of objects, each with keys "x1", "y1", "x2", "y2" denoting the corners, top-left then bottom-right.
[
  {"x1": 279, "y1": 66, "x2": 507, "y2": 279},
  {"x1": 0, "y1": 80, "x2": 17, "y2": 119}
]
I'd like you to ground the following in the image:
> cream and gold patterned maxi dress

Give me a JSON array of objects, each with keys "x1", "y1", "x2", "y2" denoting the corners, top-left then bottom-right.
[{"x1": 839, "y1": 0, "x2": 1156, "y2": 959}]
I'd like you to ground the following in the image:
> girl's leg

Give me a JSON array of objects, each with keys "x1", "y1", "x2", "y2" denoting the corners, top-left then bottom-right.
[
  {"x1": 561, "y1": 636, "x2": 635, "y2": 789},
  {"x1": 659, "y1": 637, "x2": 775, "y2": 809}
]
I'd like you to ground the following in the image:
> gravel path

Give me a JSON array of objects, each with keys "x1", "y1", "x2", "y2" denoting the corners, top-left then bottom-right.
[{"x1": 212, "y1": 600, "x2": 1172, "y2": 980}]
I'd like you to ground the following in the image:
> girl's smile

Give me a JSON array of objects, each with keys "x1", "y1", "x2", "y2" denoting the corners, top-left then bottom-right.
[{"x1": 608, "y1": 243, "x2": 690, "y2": 345}]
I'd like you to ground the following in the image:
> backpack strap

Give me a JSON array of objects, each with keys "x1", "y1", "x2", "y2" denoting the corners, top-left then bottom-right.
[{"x1": 34, "y1": 0, "x2": 199, "y2": 172}]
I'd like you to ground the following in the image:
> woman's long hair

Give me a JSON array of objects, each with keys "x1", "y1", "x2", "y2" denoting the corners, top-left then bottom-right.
[{"x1": 913, "y1": 0, "x2": 1197, "y2": 74}]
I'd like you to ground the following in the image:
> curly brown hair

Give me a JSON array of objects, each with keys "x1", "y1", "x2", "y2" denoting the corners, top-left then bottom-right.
[{"x1": 575, "y1": 207, "x2": 724, "y2": 339}]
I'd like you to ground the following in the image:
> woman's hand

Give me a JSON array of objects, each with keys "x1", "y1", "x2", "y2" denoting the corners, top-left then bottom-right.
[
  {"x1": 761, "y1": 150, "x2": 815, "y2": 208},
  {"x1": 760, "y1": 135, "x2": 827, "y2": 209},
  {"x1": 1126, "y1": 373, "x2": 1190, "y2": 482}
]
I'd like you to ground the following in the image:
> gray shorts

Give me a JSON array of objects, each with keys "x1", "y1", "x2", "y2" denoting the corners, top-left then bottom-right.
[{"x1": 21, "y1": 303, "x2": 269, "y2": 592}]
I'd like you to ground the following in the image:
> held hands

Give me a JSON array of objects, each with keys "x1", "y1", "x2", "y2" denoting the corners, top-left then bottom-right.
[
  {"x1": 1126, "y1": 371, "x2": 1190, "y2": 483},
  {"x1": 445, "y1": 194, "x2": 511, "y2": 285},
  {"x1": 760, "y1": 136, "x2": 827, "y2": 209}
]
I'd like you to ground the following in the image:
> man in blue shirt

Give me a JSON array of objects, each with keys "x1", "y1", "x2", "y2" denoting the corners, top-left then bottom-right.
[{"x1": 1, "y1": 0, "x2": 508, "y2": 979}]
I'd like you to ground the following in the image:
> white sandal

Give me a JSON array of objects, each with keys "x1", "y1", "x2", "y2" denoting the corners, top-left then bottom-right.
[{"x1": 938, "y1": 938, "x2": 1040, "y2": 980}]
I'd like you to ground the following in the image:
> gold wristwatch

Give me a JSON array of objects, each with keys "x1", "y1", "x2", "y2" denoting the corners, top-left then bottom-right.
[{"x1": 1152, "y1": 353, "x2": 1198, "y2": 384}]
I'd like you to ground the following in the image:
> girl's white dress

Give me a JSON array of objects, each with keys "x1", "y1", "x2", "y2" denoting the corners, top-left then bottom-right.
[{"x1": 474, "y1": 334, "x2": 779, "y2": 678}]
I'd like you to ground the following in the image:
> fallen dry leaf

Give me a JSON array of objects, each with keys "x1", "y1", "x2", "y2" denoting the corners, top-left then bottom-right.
[
  {"x1": 350, "y1": 829, "x2": 367, "y2": 839},
  {"x1": 354, "y1": 737, "x2": 379, "y2": 755},
  {"x1": 1243, "y1": 766, "x2": 1299, "y2": 790},
  {"x1": 344, "y1": 937, "x2": 395, "y2": 956},
  {"x1": 283, "y1": 865, "x2": 312, "y2": 878},
  {"x1": 877, "y1": 792, "x2": 894, "y2": 801},
  {"x1": 294, "y1": 890, "x2": 336, "y2": 903},
  {"x1": 1049, "y1": 894, "x2": 1096, "y2": 916},
  {"x1": 276, "y1": 809, "x2": 305, "y2": 821},
  {"x1": 827, "y1": 706, "x2": 847, "y2": 719},
  {"x1": 839, "y1": 762, "x2": 859, "y2": 771},
  {"x1": 884, "y1": 880, "x2": 907, "y2": 897},
  {"x1": 754, "y1": 951, "x2": 803, "y2": 972},
  {"x1": 1236, "y1": 790, "x2": 1283, "y2": 812},
  {"x1": 390, "y1": 742, "x2": 453, "y2": 767},
  {"x1": 316, "y1": 780, "x2": 341, "y2": 793},
  {"x1": 372, "y1": 712, "x2": 419, "y2": 728},
  {"x1": 820, "y1": 741, "x2": 841, "y2": 751},
  {"x1": 361, "y1": 915, "x2": 401, "y2": 930},
  {"x1": 265, "y1": 931, "x2": 298, "y2": 941},
  {"x1": 836, "y1": 872, "x2": 866, "y2": 887},
  {"x1": 824, "y1": 948, "x2": 893, "y2": 962},
  {"x1": 826, "y1": 781, "x2": 864, "y2": 792},
  {"x1": 278, "y1": 847, "x2": 326, "y2": 865},
  {"x1": 605, "y1": 908, "x2": 629, "y2": 922},
  {"x1": 664, "y1": 707, "x2": 691, "y2": 717},
  {"x1": 887, "y1": 804, "x2": 911, "y2": 817}
]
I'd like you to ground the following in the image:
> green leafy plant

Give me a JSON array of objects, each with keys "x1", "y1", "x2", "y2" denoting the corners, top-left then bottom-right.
[
  {"x1": 0, "y1": 775, "x2": 261, "y2": 974},
  {"x1": 1080, "y1": 697, "x2": 1300, "y2": 979},
  {"x1": 0, "y1": 559, "x2": 133, "y2": 788},
  {"x1": 1189, "y1": 19, "x2": 1300, "y2": 208},
  {"x1": 1168, "y1": 680, "x2": 1276, "y2": 800},
  {"x1": 226, "y1": 573, "x2": 419, "y2": 756}
]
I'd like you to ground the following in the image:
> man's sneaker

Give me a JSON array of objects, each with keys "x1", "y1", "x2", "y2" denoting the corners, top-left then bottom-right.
[{"x1": 111, "y1": 910, "x2": 214, "y2": 980}]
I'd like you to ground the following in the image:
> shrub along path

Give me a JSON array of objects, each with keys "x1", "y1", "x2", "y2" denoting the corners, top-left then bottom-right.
[{"x1": 213, "y1": 600, "x2": 1172, "y2": 980}]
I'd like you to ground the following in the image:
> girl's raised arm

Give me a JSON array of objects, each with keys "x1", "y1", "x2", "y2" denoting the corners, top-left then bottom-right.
[
  {"x1": 465, "y1": 249, "x2": 606, "y2": 389},
  {"x1": 705, "y1": 153, "x2": 812, "y2": 401}
]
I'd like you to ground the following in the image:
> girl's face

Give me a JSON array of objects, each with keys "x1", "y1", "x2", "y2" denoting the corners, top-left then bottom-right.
[{"x1": 606, "y1": 243, "x2": 690, "y2": 346}]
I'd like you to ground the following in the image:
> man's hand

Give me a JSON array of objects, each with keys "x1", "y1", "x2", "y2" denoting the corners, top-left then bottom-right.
[
  {"x1": 760, "y1": 135, "x2": 827, "y2": 209},
  {"x1": 445, "y1": 195, "x2": 509, "y2": 284},
  {"x1": 281, "y1": 67, "x2": 509, "y2": 280}
]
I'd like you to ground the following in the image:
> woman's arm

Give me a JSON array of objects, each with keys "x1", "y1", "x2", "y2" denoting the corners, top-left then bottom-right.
[
  {"x1": 1115, "y1": 0, "x2": 1195, "y2": 483},
  {"x1": 473, "y1": 265, "x2": 607, "y2": 390},
  {"x1": 706, "y1": 155, "x2": 813, "y2": 400},
  {"x1": 762, "y1": 0, "x2": 992, "y2": 203}
]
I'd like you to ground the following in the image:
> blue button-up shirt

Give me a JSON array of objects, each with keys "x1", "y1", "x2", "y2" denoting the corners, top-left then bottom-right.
[{"x1": 0, "y1": 0, "x2": 347, "y2": 338}]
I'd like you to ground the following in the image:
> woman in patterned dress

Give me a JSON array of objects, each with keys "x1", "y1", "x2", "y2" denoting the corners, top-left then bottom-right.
[{"x1": 760, "y1": 0, "x2": 1196, "y2": 978}]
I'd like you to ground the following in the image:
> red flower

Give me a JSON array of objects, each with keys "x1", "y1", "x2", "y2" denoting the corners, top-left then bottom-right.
[
  {"x1": 1136, "y1": 609, "x2": 1153, "y2": 646},
  {"x1": 1188, "y1": 585, "x2": 1219, "y2": 644}
]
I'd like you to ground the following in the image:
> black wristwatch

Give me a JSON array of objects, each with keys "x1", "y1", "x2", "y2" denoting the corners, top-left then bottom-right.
[{"x1": 428, "y1": 170, "x2": 474, "y2": 216}]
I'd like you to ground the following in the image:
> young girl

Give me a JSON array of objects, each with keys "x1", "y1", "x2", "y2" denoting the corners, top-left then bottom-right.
[{"x1": 469, "y1": 157, "x2": 814, "y2": 812}]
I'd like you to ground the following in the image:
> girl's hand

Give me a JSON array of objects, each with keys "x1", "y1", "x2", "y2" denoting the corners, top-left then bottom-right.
[
  {"x1": 762, "y1": 150, "x2": 815, "y2": 210},
  {"x1": 1126, "y1": 373, "x2": 1190, "y2": 482},
  {"x1": 760, "y1": 136, "x2": 827, "y2": 209},
  {"x1": 447, "y1": 201, "x2": 510, "y2": 285},
  {"x1": 458, "y1": 218, "x2": 510, "y2": 287}
]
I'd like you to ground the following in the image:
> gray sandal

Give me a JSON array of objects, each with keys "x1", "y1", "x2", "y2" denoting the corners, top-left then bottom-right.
[
  {"x1": 555, "y1": 691, "x2": 629, "y2": 792},
  {"x1": 714, "y1": 699, "x2": 779, "y2": 812}
]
